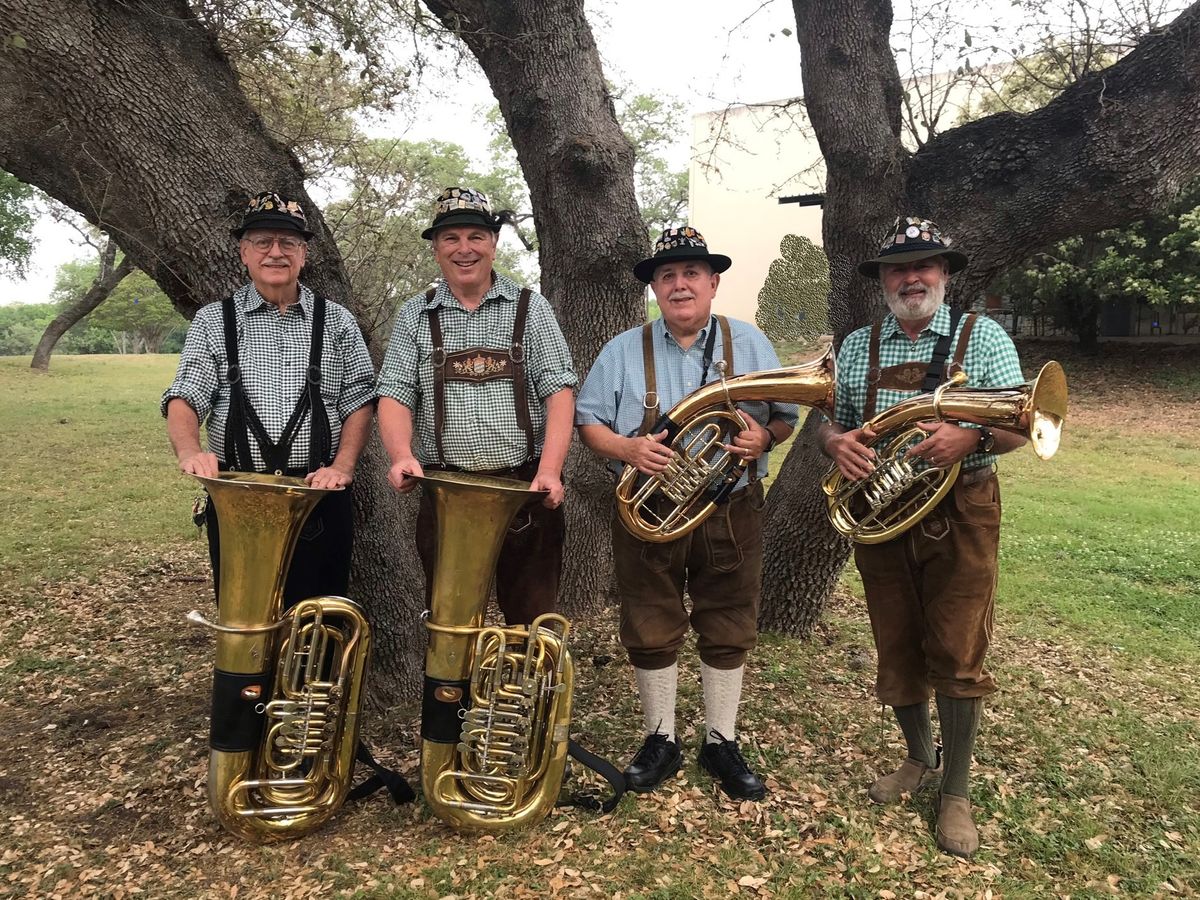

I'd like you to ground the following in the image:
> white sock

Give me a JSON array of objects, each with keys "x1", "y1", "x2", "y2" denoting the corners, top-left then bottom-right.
[
  {"x1": 634, "y1": 663, "x2": 678, "y2": 742},
  {"x1": 701, "y1": 661, "x2": 744, "y2": 744}
]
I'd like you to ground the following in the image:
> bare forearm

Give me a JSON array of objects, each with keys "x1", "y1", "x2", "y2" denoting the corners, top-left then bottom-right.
[
  {"x1": 166, "y1": 398, "x2": 205, "y2": 460},
  {"x1": 537, "y1": 388, "x2": 574, "y2": 477},
  {"x1": 377, "y1": 397, "x2": 418, "y2": 463},
  {"x1": 992, "y1": 430, "x2": 1028, "y2": 454},
  {"x1": 577, "y1": 423, "x2": 632, "y2": 464},
  {"x1": 330, "y1": 403, "x2": 374, "y2": 474}
]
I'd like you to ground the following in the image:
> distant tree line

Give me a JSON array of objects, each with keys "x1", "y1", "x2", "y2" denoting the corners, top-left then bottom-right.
[{"x1": 0, "y1": 257, "x2": 187, "y2": 356}]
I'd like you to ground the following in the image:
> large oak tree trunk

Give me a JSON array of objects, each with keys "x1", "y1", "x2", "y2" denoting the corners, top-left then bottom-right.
[
  {"x1": 422, "y1": 0, "x2": 648, "y2": 615},
  {"x1": 0, "y1": 0, "x2": 423, "y2": 703},
  {"x1": 30, "y1": 235, "x2": 133, "y2": 371},
  {"x1": 761, "y1": 0, "x2": 1200, "y2": 635}
]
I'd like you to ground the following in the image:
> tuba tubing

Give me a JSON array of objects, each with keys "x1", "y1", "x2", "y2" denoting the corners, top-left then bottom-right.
[
  {"x1": 616, "y1": 343, "x2": 837, "y2": 543},
  {"x1": 417, "y1": 470, "x2": 573, "y2": 831},
  {"x1": 186, "y1": 472, "x2": 371, "y2": 842},
  {"x1": 823, "y1": 361, "x2": 1069, "y2": 543}
]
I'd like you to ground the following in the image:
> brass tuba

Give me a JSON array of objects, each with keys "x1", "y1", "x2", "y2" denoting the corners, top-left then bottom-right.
[
  {"x1": 616, "y1": 343, "x2": 837, "y2": 543},
  {"x1": 822, "y1": 361, "x2": 1069, "y2": 544},
  {"x1": 418, "y1": 470, "x2": 574, "y2": 830},
  {"x1": 186, "y1": 472, "x2": 371, "y2": 842}
]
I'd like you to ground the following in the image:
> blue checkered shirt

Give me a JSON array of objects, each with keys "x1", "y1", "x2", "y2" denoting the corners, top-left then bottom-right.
[
  {"x1": 376, "y1": 273, "x2": 577, "y2": 469},
  {"x1": 161, "y1": 283, "x2": 377, "y2": 470},
  {"x1": 834, "y1": 305, "x2": 1025, "y2": 470},
  {"x1": 575, "y1": 316, "x2": 800, "y2": 486}
]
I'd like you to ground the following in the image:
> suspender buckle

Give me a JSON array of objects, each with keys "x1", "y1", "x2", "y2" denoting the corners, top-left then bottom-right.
[
  {"x1": 509, "y1": 341, "x2": 525, "y2": 363},
  {"x1": 867, "y1": 366, "x2": 881, "y2": 385},
  {"x1": 431, "y1": 348, "x2": 446, "y2": 368},
  {"x1": 642, "y1": 391, "x2": 659, "y2": 410},
  {"x1": 306, "y1": 364, "x2": 322, "y2": 385},
  {"x1": 226, "y1": 365, "x2": 242, "y2": 385}
]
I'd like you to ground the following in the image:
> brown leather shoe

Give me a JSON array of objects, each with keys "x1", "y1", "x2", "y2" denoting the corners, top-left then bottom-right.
[
  {"x1": 936, "y1": 794, "x2": 980, "y2": 858},
  {"x1": 867, "y1": 757, "x2": 941, "y2": 804}
]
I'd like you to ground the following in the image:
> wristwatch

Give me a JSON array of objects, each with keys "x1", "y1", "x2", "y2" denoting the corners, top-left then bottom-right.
[
  {"x1": 764, "y1": 429, "x2": 778, "y2": 452},
  {"x1": 977, "y1": 427, "x2": 995, "y2": 453}
]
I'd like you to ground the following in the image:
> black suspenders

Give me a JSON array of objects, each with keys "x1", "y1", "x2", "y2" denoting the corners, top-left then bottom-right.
[{"x1": 221, "y1": 294, "x2": 332, "y2": 474}]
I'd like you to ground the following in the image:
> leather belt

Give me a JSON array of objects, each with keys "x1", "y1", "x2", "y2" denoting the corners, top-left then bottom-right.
[{"x1": 959, "y1": 464, "x2": 997, "y2": 487}]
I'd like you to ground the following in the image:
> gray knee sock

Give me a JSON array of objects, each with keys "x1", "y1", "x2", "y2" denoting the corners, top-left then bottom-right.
[
  {"x1": 892, "y1": 702, "x2": 937, "y2": 768},
  {"x1": 936, "y1": 694, "x2": 982, "y2": 799}
]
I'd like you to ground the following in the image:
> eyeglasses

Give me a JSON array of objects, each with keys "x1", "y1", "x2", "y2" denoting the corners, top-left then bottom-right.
[{"x1": 243, "y1": 235, "x2": 306, "y2": 253}]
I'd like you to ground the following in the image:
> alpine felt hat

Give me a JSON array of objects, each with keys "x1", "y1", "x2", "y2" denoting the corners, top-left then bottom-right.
[
  {"x1": 232, "y1": 191, "x2": 314, "y2": 239},
  {"x1": 633, "y1": 226, "x2": 732, "y2": 284},
  {"x1": 421, "y1": 186, "x2": 504, "y2": 240},
  {"x1": 857, "y1": 216, "x2": 968, "y2": 278}
]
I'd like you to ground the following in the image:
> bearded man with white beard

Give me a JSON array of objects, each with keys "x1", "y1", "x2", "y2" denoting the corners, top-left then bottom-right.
[{"x1": 819, "y1": 217, "x2": 1027, "y2": 859}]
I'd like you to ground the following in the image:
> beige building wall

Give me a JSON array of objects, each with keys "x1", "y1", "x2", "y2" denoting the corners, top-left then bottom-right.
[
  {"x1": 690, "y1": 72, "x2": 1000, "y2": 324},
  {"x1": 689, "y1": 102, "x2": 825, "y2": 324}
]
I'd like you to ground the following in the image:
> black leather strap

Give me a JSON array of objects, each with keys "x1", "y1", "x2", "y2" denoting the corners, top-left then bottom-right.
[
  {"x1": 563, "y1": 738, "x2": 626, "y2": 813},
  {"x1": 923, "y1": 307, "x2": 963, "y2": 392},
  {"x1": 347, "y1": 740, "x2": 415, "y2": 805}
]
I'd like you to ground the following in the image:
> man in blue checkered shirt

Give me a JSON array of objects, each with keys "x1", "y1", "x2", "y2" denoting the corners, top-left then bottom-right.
[
  {"x1": 377, "y1": 187, "x2": 576, "y2": 627},
  {"x1": 819, "y1": 216, "x2": 1027, "y2": 858},
  {"x1": 577, "y1": 227, "x2": 798, "y2": 803},
  {"x1": 163, "y1": 192, "x2": 376, "y2": 608}
]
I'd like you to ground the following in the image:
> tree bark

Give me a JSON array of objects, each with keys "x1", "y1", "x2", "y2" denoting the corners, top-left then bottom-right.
[
  {"x1": 762, "y1": 0, "x2": 1200, "y2": 636},
  {"x1": 421, "y1": 0, "x2": 649, "y2": 616},
  {"x1": 30, "y1": 235, "x2": 133, "y2": 371},
  {"x1": 0, "y1": 0, "x2": 424, "y2": 702}
]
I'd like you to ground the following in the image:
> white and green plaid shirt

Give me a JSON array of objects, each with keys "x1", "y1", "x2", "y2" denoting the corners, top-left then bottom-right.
[
  {"x1": 161, "y1": 283, "x2": 377, "y2": 470},
  {"x1": 377, "y1": 273, "x2": 577, "y2": 469},
  {"x1": 834, "y1": 305, "x2": 1025, "y2": 471}
]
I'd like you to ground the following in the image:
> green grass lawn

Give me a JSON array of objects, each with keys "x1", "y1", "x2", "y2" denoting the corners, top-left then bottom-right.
[
  {"x1": 0, "y1": 355, "x2": 195, "y2": 583},
  {"x1": 0, "y1": 350, "x2": 1197, "y2": 898}
]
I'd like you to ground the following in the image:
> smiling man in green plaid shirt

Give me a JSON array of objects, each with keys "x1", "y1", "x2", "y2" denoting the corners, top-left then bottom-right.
[
  {"x1": 377, "y1": 187, "x2": 576, "y2": 627},
  {"x1": 819, "y1": 216, "x2": 1027, "y2": 859}
]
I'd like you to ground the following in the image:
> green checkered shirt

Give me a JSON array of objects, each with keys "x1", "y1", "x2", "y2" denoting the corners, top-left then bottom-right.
[
  {"x1": 377, "y1": 273, "x2": 577, "y2": 469},
  {"x1": 161, "y1": 283, "x2": 376, "y2": 471},
  {"x1": 834, "y1": 305, "x2": 1025, "y2": 471}
]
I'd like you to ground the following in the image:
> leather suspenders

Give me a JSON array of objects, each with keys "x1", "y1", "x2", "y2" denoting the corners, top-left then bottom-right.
[
  {"x1": 638, "y1": 315, "x2": 733, "y2": 436},
  {"x1": 425, "y1": 286, "x2": 535, "y2": 467},
  {"x1": 863, "y1": 310, "x2": 977, "y2": 420},
  {"x1": 221, "y1": 294, "x2": 332, "y2": 474}
]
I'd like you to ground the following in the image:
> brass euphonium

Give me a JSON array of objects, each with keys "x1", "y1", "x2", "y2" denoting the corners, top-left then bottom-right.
[
  {"x1": 616, "y1": 343, "x2": 837, "y2": 543},
  {"x1": 822, "y1": 361, "x2": 1069, "y2": 544},
  {"x1": 186, "y1": 472, "x2": 371, "y2": 842},
  {"x1": 418, "y1": 470, "x2": 574, "y2": 830}
]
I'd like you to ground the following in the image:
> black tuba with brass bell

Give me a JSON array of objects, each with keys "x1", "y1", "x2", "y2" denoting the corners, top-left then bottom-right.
[
  {"x1": 822, "y1": 361, "x2": 1069, "y2": 544},
  {"x1": 186, "y1": 472, "x2": 371, "y2": 842},
  {"x1": 616, "y1": 343, "x2": 837, "y2": 543},
  {"x1": 417, "y1": 470, "x2": 574, "y2": 830}
]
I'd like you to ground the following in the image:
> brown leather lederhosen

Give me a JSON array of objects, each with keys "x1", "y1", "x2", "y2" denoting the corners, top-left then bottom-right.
[
  {"x1": 416, "y1": 286, "x2": 563, "y2": 627},
  {"x1": 854, "y1": 310, "x2": 1000, "y2": 705},
  {"x1": 425, "y1": 286, "x2": 535, "y2": 466},
  {"x1": 638, "y1": 314, "x2": 734, "y2": 436},
  {"x1": 615, "y1": 314, "x2": 765, "y2": 669},
  {"x1": 862, "y1": 312, "x2": 978, "y2": 420}
]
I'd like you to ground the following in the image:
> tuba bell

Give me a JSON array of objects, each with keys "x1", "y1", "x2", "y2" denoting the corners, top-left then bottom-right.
[
  {"x1": 417, "y1": 470, "x2": 574, "y2": 830},
  {"x1": 186, "y1": 472, "x2": 371, "y2": 842},
  {"x1": 616, "y1": 343, "x2": 837, "y2": 543},
  {"x1": 822, "y1": 361, "x2": 1069, "y2": 544}
]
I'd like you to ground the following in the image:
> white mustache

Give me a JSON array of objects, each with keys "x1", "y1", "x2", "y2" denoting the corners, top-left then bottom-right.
[{"x1": 669, "y1": 292, "x2": 695, "y2": 301}]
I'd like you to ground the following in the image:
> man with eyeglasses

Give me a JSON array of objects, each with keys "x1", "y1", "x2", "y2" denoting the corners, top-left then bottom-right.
[{"x1": 162, "y1": 191, "x2": 376, "y2": 608}]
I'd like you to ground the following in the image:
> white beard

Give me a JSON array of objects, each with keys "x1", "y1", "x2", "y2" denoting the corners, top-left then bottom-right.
[{"x1": 885, "y1": 278, "x2": 945, "y2": 322}]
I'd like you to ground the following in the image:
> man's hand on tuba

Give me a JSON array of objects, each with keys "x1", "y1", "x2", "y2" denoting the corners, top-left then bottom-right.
[
  {"x1": 624, "y1": 429, "x2": 674, "y2": 475},
  {"x1": 908, "y1": 421, "x2": 978, "y2": 469},
  {"x1": 824, "y1": 424, "x2": 879, "y2": 481}
]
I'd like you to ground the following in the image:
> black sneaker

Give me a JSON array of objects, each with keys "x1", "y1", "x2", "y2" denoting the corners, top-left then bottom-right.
[
  {"x1": 623, "y1": 732, "x2": 683, "y2": 793},
  {"x1": 698, "y1": 731, "x2": 767, "y2": 801}
]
